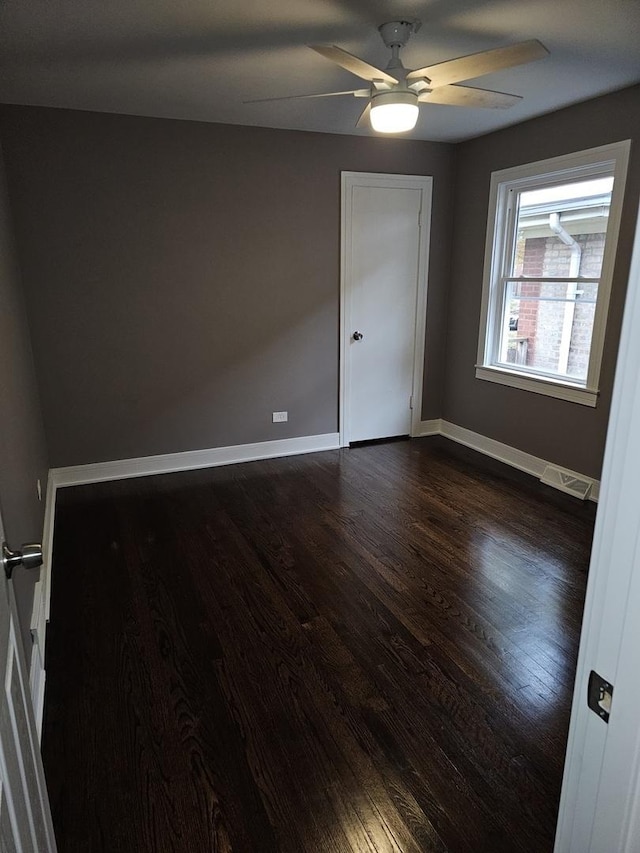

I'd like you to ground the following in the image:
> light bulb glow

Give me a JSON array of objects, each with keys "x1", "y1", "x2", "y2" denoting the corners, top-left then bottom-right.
[{"x1": 370, "y1": 92, "x2": 419, "y2": 133}]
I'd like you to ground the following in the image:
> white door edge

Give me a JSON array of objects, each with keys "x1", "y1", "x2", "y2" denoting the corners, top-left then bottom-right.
[
  {"x1": 339, "y1": 171, "x2": 433, "y2": 447},
  {"x1": 554, "y1": 198, "x2": 640, "y2": 852},
  {"x1": 29, "y1": 473, "x2": 56, "y2": 740}
]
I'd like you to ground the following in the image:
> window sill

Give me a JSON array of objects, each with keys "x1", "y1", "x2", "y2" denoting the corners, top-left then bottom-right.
[{"x1": 475, "y1": 365, "x2": 599, "y2": 407}]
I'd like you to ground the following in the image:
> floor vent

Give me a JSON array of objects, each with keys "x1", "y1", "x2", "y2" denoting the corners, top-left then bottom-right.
[{"x1": 540, "y1": 465, "x2": 592, "y2": 500}]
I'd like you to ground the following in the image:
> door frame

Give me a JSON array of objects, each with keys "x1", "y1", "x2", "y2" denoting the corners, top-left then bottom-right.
[{"x1": 339, "y1": 171, "x2": 432, "y2": 447}]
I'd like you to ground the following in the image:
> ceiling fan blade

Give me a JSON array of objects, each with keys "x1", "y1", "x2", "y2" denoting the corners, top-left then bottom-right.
[
  {"x1": 418, "y1": 85, "x2": 521, "y2": 109},
  {"x1": 310, "y1": 44, "x2": 398, "y2": 85},
  {"x1": 407, "y1": 39, "x2": 549, "y2": 87},
  {"x1": 244, "y1": 89, "x2": 369, "y2": 104},
  {"x1": 355, "y1": 102, "x2": 372, "y2": 128}
]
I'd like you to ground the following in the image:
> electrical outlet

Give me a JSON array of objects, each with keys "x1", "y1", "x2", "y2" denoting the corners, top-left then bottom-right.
[
  {"x1": 36, "y1": 479, "x2": 42, "y2": 502},
  {"x1": 272, "y1": 411, "x2": 288, "y2": 423}
]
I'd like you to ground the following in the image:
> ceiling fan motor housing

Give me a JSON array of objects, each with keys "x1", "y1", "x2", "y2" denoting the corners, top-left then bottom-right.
[
  {"x1": 378, "y1": 21, "x2": 421, "y2": 49},
  {"x1": 371, "y1": 90, "x2": 418, "y2": 109}
]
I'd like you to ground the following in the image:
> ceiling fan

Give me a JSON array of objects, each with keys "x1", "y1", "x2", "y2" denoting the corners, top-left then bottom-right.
[{"x1": 247, "y1": 21, "x2": 549, "y2": 134}]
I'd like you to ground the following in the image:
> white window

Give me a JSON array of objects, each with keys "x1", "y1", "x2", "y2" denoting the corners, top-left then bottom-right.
[{"x1": 476, "y1": 141, "x2": 630, "y2": 407}]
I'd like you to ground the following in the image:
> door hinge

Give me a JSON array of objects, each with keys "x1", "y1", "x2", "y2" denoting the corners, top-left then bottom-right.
[
  {"x1": 588, "y1": 670, "x2": 613, "y2": 723},
  {"x1": 409, "y1": 395, "x2": 414, "y2": 410},
  {"x1": 418, "y1": 209, "x2": 422, "y2": 228}
]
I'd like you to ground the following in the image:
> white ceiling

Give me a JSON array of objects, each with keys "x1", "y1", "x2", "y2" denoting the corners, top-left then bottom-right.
[{"x1": 0, "y1": 0, "x2": 639, "y2": 142}]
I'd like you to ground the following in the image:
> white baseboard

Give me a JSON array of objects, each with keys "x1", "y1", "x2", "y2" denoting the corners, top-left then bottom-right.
[
  {"x1": 435, "y1": 419, "x2": 600, "y2": 502},
  {"x1": 417, "y1": 418, "x2": 599, "y2": 502},
  {"x1": 31, "y1": 431, "x2": 341, "y2": 727},
  {"x1": 50, "y1": 432, "x2": 341, "y2": 488},
  {"x1": 416, "y1": 418, "x2": 443, "y2": 436},
  {"x1": 30, "y1": 421, "x2": 597, "y2": 735}
]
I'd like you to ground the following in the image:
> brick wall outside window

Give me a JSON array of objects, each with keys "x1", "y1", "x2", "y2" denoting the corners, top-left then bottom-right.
[{"x1": 506, "y1": 232, "x2": 605, "y2": 380}]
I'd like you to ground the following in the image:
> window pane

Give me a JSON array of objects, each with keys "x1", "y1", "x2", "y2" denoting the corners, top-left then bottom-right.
[
  {"x1": 501, "y1": 281, "x2": 597, "y2": 382},
  {"x1": 507, "y1": 280, "x2": 598, "y2": 302},
  {"x1": 512, "y1": 177, "x2": 613, "y2": 279}
]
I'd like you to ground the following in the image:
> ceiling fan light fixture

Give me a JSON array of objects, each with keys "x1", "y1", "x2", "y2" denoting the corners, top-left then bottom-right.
[{"x1": 370, "y1": 91, "x2": 419, "y2": 133}]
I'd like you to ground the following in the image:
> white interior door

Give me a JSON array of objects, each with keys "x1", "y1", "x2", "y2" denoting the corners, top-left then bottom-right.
[
  {"x1": 554, "y1": 199, "x2": 640, "y2": 852},
  {"x1": 0, "y1": 510, "x2": 56, "y2": 852},
  {"x1": 341, "y1": 172, "x2": 431, "y2": 445}
]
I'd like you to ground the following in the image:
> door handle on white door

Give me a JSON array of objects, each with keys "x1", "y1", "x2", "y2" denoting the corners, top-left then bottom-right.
[
  {"x1": 353, "y1": 331, "x2": 364, "y2": 341},
  {"x1": 2, "y1": 542, "x2": 43, "y2": 579}
]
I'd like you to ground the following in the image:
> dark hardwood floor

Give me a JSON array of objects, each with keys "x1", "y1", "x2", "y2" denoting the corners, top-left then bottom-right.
[{"x1": 42, "y1": 437, "x2": 595, "y2": 853}]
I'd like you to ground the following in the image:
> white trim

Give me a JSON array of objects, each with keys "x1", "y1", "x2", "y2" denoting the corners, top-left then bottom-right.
[
  {"x1": 28, "y1": 419, "x2": 600, "y2": 760},
  {"x1": 476, "y1": 140, "x2": 631, "y2": 404},
  {"x1": 50, "y1": 432, "x2": 340, "y2": 488},
  {"x1": 340, "y1": 171, "x2": 432, "y2": 446},
  {"x1": 28, "y1": 473, "x2": 56, "y2": 741},
  {"x1": 417, "y1": 419, "x2": 600, "y2": 502},
  {"x1": 475, "y1": 365, "x2": 599, "y2": 406},
  {"x1": 416, "y1": 418, "x2": 443, "y2": 436},
  {"x1": 30, "y1": 432, "x2": 340, "y2": 703},
  {"x1": 40, "y1": 476, "x2": 55, "y2": 627},
  {"x1": 28, "y1": 641, "x2": 45, "y2": 743},
  {"x1": 415, "y1": 418, "x2": 600, "y2": 501}
]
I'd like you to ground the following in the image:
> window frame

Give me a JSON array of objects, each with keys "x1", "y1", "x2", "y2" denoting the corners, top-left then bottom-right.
[{"x1": 476, "y1": 141, "x2": 631, "y2": 407}]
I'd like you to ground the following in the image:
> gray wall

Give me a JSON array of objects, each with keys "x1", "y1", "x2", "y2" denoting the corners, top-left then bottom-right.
[
  {"x1": 0, "y1": 107, "x2": 454, "y2": 467},
  {"x1": 444, "y1": 85, "x2": 640, "y2": 480},
  {"x1": 2, "y1": 88, "x2": 637, "y2": 487},
  {"x1": 0, "y1": 146, "x2": 49, "y2": 650}
]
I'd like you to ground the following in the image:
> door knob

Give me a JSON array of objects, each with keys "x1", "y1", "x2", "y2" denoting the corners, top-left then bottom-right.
[
  {"x1": 353, "y1": 331, "x2": 364, "y2": 341},
  {"x1": 2, "y1": 542, "x2": 43, "y2": 580}
]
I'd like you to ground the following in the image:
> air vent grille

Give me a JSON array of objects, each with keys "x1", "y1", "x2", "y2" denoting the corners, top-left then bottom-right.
[{"x1": 540, "y1": 465, "x2": 592, "y2": 500}]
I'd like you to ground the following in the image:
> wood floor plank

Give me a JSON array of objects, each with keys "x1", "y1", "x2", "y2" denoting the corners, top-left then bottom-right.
[{"x1": 42, "y1": 437, "x2": 594, "y2": 852}]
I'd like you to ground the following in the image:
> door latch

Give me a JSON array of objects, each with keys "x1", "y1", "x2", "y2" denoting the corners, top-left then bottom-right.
[
  {"x1": 2, "y1": 542, "x2": 43, "y2": 580},
  {"x1": 588, "y1": 670, "x2": 613, "y2": 723}
]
